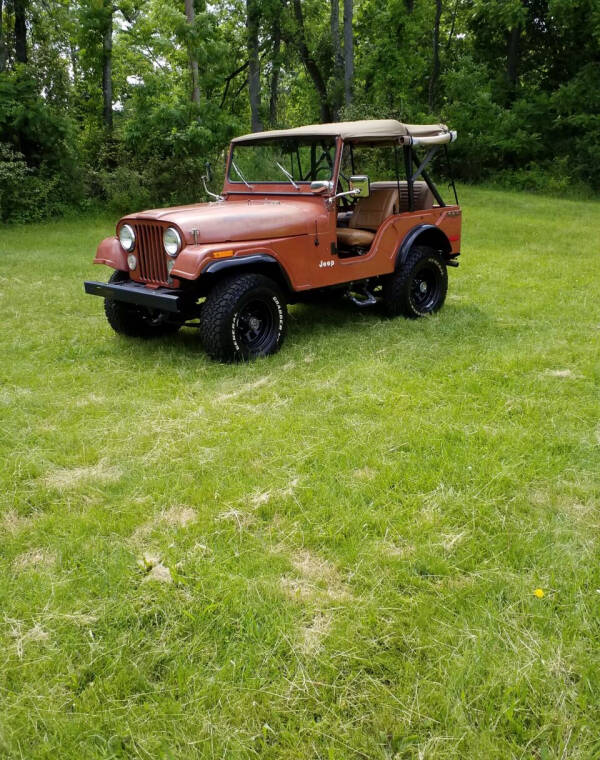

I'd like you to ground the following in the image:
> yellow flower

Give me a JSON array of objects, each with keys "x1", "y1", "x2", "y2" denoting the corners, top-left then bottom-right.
[{"x1": 534, "y1": 588, "x2": 545, "y2": 598}]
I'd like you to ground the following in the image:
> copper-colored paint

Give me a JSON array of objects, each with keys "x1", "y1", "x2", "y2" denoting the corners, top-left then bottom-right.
[{"x1": 94, "y1": 235, "x2": 127, "y2": 271}]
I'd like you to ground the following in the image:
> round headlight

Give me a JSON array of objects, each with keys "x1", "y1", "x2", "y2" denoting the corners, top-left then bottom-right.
[
  {"x1": 119, "y1": 224, "x2": 135, "y2": 252},
  {"x1": 163, "y1": 227, "x2": 181, "y2": 257},
  {"x1": 127, "y1": 253, "x2": 137, "y2": 270}
]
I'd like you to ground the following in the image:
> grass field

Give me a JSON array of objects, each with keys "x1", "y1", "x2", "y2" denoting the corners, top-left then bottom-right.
[{"x1": 1, "y1": 186, "x2": 599, "y2": 759}]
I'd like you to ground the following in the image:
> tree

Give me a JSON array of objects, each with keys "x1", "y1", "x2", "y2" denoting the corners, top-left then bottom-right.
[
  {"x1": 330, "y1": 0, "x2": 343, "y2": 118},
  {"x1": 102, "y1": 1, "x2": 113, "y2": 130},
  {"x1": 343, "y1": 0, "x2": 353, "y2": 107},
  {"x1": 246, "y1": 0, "x2": 262, "y2": 131},
  {"x1": 14, "y1": 0, "x2": 27, "y2": 63},
  {"x1": 288, "y1": 0, "x2": 332, "y2": 122},
  {"x1": 185, "y1": 0, "x2": 200, "y2": 103},
  {"x1": 0, "y1": 0, "x2": 6, "y2": 71},
  {"x1": 269, "y1": 23, "x2": 281, "y2": 125},
  {"x1": 268, "y1": 1, "x2": 283, "y2": 125},
  {"x1": 506, "y1": 23, "x2": 520, "y2": 86},
  {"x1": 429, "y1": 0, "x2": 442, "y2": 110}
]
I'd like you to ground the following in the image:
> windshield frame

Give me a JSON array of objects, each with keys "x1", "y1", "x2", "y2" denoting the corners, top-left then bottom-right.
[{"x1": 225, "y1": 136, "x2": 341, "y2": 193}]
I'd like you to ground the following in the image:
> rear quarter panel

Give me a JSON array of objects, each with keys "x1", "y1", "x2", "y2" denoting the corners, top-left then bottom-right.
[{"x1": 323, "y1": 205, "x2": 461, "y2": 286}]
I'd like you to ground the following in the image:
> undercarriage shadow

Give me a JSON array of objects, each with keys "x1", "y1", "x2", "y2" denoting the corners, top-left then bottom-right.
[{"x1": 109, "y1": 298, "x2": 492, "y2": 365}]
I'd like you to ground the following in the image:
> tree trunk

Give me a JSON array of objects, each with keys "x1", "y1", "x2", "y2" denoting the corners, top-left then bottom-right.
[
  {"x1": 330, "y1": 0, "x2": 343, "y2": 118},
  {"x1": 343, "y1": 0, "x2": 353, "y2": 107},
  {"x1": 70, "y1": 41, "x2": 79, "y2": 86},
  {"x1": 269, "y1": 14, "x2": 281, "y2": 126},
  {"x1": 14, "y1": 0, "x2": 27, "y2": 64},
  {"x1": 428, "y1": 0, "x2": 442, "y2": 111},
  {"x1": 291, "y1": 0, "x2": 332, "y2": 122},
  {"x1": 247, "y1": 0, "x2": 262, "y2": 132},
  {"x1": 185, "y1": 0, "x2": 200, "y2": 104},
  {"x1": 446, "y1": 0, "x2": 459, "y2": 51},
  {"x1": 507, "y1": 25, "x2": 520, "y2": 89},
  {"x1": 102, "y1": 4, "x2": 113, "y2": 130},
  {"x1": 0, "y1": 0, "x2": 5, "y2": 72}
]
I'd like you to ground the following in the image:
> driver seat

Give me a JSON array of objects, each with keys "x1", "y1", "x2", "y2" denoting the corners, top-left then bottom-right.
[{"x1": 336, "y1": 188, "x2": 399, "y2": 249}]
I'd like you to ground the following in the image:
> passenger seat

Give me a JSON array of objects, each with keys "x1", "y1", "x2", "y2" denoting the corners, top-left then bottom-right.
[{"x1": 336, "y1": 188, "x2": 398, "y2": 248}]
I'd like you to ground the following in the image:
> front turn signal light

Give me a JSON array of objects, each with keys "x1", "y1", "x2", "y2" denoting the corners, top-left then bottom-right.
[{"x1": 212, "y1": 249, "x2": 234, "y2": 259}]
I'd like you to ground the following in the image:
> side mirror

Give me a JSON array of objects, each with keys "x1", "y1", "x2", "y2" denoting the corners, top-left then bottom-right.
[
  {"x1": 349, "y1": 175, "x2": 370, "y2": 197},
  {"x1": 310, "y1": 180, "x2": 334, "y2": 194}
]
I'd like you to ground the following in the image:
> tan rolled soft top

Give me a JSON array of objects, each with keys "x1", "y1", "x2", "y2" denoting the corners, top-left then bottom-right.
[{"x1": 232, "y1": 119, "x2": 457, "y2": 146}]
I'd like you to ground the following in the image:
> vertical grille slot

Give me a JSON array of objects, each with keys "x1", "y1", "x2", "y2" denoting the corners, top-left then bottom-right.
[{"x1": 134, "y1": 223, "x2": 169, "y2": 285}]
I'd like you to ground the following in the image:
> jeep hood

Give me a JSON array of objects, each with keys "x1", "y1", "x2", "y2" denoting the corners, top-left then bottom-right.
[{"x1": 122, "y1": 199, "x2": 328, "y2": 244}]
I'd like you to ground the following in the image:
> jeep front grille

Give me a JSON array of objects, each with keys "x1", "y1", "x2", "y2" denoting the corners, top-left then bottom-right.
[{"x1": 132, "y1": 222, "x2": 169, "y2": 286}]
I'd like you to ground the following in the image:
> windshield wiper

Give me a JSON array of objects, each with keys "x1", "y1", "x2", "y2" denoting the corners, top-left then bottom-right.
[
  {"x1": 275, "y1": 161, "x2": 299, "y2": 190},
  {"x1": 231, "y1": 160, "x2": 253, "y2": 190}
]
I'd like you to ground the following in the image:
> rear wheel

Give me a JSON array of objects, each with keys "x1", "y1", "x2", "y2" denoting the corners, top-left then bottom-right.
[
  {"x1": 103, "y1": 271, "x2": 181, "y2": 338},
  {"x1": 382, "y1": 245, "x2": 448, "y2": 318},
  {"x1": 200, "y1": 273, "x2": 287, "y2": 362}
]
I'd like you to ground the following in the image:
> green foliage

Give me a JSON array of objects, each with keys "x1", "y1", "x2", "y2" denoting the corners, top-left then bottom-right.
[
  {"x1": 0, "y1": 0, "x2": 598, "y2": 221},
  {"x1": 0, "y1": 143, "x2": 31, "y2": 222},
  {"x1": 0, "y1": 69, "x2": 82, "y2": 221},
  {"x1": 94, "y1": 164, "x2": 152, "y2": 214}
]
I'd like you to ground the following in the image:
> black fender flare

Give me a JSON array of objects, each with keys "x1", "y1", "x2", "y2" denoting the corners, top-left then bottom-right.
[
  {"x1": 201, "y1": 253, "x2": 293, "y2": 296},
  {"x1": 395, "y1": 224, "x2": 452, "y2": 269}
]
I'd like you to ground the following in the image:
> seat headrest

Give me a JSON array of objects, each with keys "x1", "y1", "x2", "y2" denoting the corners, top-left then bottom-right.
[{"x1": 370, "y1": 181, "x2": 434, "y2": 211}]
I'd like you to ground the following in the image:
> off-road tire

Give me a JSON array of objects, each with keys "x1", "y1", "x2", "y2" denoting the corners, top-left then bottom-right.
[
  {"x1": 382, "y1": 245, "x2": 448, "y2": 318},
  {"x1": 200, "y1": 273, "x2": 287, "y2": 362},
  {"x1": 103, "y1": 271, "x2": 181, "y2": 338}
]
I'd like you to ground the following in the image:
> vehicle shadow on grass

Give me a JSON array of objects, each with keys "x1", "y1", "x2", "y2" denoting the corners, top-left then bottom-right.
[
  {"x1": 286, "y1": 298, "x2": 494, "y2": 341},
  {"x1": 113, "y1": 300, "x2": 496, "y2": 368}
]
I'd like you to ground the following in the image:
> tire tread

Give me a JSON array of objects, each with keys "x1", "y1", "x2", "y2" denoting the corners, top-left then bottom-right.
[
  {"x1": 200, "y1": 273, "x2": 286, "y2": 362},
  {"x1": 103, "y1": 271, "x2": 180, "y2": 338},
  {"x1": 382, "y1": 245, "x2": 448, "y2": 318}
]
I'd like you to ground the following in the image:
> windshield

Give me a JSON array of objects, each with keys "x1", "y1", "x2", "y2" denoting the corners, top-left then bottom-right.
[{"x1": 229, "y1": 138, "x2": 337, "y2": 184}]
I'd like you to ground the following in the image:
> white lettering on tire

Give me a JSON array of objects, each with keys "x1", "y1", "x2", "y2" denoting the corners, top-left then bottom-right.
[{"x1": 231, "y1": 311, "x2": 240, "y2": 351}]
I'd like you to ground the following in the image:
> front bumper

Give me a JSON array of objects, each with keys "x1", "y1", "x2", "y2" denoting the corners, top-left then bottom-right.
[{"x1": 84, "y1": 280, "x2": 187, "y2": 314}]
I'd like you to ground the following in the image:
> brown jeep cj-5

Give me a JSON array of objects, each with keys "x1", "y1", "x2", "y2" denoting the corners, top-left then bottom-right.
[{"x1": 85, "y1": 119, "x2": 461, "y2": 361}]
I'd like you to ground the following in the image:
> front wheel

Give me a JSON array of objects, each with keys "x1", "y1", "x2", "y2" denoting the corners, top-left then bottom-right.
[
  {"x1": 382, "y1": 245, "x2": 448, "y2": 318},
  {"x1": 103, "y1": 271, "x2": 181, "y2": 338},
  {"x1": 199, "y1": 273, "x2": 287, "y2": 362}
]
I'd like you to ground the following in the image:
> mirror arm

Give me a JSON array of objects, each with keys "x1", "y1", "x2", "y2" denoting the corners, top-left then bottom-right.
[
  {"x1": 326, "y1": 188, "x2": 360, "y2": 207},
  {"x1": 202, "y1": 175, "x2": 224, "y2": 202}
]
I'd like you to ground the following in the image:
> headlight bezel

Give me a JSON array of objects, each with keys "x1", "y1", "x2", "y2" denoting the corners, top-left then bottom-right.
[
  {"x1": 119, "y1": 223, "x2": 136, "y2": 252},
  {"x1": 163, "y1": 227, "x2": 182, "y2": 258}
]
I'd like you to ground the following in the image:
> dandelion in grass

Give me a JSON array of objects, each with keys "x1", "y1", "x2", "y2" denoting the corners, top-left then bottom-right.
[{"x1": 534, "y1": 588, "x2": 545, "y2": 598}]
